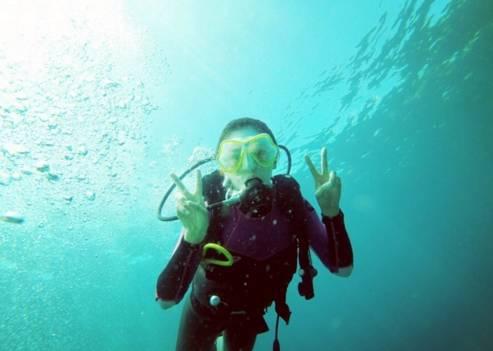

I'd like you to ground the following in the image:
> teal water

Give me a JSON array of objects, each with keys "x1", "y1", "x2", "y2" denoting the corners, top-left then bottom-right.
[{"x1": 1, "y1": 0, "x2": 492, "y2": 350}]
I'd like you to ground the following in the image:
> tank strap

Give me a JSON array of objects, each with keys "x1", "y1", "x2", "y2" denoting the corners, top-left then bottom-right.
[{"x1": 272, "y1": 175, "x2": 317, "y2": 300}]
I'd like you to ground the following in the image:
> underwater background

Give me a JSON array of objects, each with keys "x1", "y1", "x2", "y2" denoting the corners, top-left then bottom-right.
[{"x1": 1, "y1": 0, "x2": 492, "y2": 350}]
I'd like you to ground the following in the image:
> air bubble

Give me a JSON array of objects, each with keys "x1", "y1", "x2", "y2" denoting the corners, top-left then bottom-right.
[
  {"x1": 47, "y1": 173, "x2": 60, "y2": 182},
  {"x1": 0, "y1": 211, "x2": 24, "y2": 224},
  {"x1": 85, "y1": 191, "x2": 96, "y2": 201},
  {"x1": 2, "y1": 143, "x2": 30, "y2": 156},
  {"x1": 77, "y1": 146, "x2": 88, "y2": 156},
  {"x1": 35, "y1": 161, "x2": 50, "y2": 172},
  {"x1": 0, "y1": 172, "x2": 11, "y2": 185}
]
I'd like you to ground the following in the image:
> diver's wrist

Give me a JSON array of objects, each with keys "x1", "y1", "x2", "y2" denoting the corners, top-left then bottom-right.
[
  {"x1": 322, "y1": 208, "x2": 341, "y2": 219},
  {"x1": 183, "y1": 229, "x2": 206, "y2": 245},
  {"x1": 183, "y1": 236, "x2": 202, "y2": 246}
]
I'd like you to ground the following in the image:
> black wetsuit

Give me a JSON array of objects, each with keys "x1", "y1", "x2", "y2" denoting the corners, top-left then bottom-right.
[{"x1": 156, "y1": 197, "x2": 353, "y2": 351}]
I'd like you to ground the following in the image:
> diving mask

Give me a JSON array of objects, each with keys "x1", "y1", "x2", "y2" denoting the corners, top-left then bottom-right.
[
  {"x1": 216, "y1": 133, "x2": 279, "y2": 173},
  {"x1": 157, "y1": 137, "x2": 291, "y2": 222}
]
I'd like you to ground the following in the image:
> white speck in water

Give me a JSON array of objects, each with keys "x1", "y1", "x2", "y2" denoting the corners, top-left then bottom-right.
[
  {"x1": 117, "y1": 131, "x2": 126, "y2": 145},
  {"x1": 0, "y1": 172, "x2": 11, "y2": 185},
  {"x1": 85, "y1": 191, "x2": 96, "y2": 201},
  {"x1": 330, "y1": 317, "x2": 342, "y2": 330},
  {"x1": 47, "y1": 172, "x2": 60, "y2": 182},
  {"x1": 35, "y1": 160, "x2": 50, "y2": 172},
  {"x1": 272, "y1": 219, "x2": 278, "y2": 225},
  {"x1": 21, "y1": 168, "x2": 32, "y2": 175},
  {"x1": 3, "y1": 142, "x2": 30, "y2": 156},
  {"x1": 0, "y1": 211, "x2": 25, "y2": 224},
  {"x1": 77, "y1": 146, "x2": 88, "y2": 156},
  {"x1": 11, "y1": 172, "x2": 22, "y2": 181}
]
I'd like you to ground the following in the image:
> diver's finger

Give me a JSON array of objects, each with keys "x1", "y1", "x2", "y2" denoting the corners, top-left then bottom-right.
[
  {"x1": 321, "y1": 147, "x2": 329, "y2": 175},
  {"x1": 181, "y1": 207, "x2": 190, "y2": 217},
  {"x1": 174, "y1": 189, "x2": 182, "y2": 202},
  {"x1": 328, "y1": 170, "x2": 335, "y2": 185},
  {"x1": 304, "y1": 154, "x2": 320, "y2": 180},
  {"x1": 176, "y1": 201, "x2": 187, "y2": 218},
  {"x1": 170, "y1": 173, "x2": 192, "y2": 198},
  {"x1": 185, "y1": 201, "x2": 208, "y2": 216}
]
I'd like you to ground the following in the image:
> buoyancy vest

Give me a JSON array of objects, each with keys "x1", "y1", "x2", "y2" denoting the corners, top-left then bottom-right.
[{"x1": 196, "y1": 170, "x2": 318, "y2": 326}]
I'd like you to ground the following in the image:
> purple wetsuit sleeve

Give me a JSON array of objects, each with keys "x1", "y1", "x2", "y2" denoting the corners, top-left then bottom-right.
[
  {"x1": 155, "y1": 231, "x2": 202, "y2": 303},
  {"x1": 304, "y1": 200, "x2": 353, "y2": 273}
]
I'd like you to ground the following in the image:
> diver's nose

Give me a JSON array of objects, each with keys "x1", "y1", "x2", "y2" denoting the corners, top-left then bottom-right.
[{"x1": 240, "y1": 153, "x2": 254, "y2": 171}]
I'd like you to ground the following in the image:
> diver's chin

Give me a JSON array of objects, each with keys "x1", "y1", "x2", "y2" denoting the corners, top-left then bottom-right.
[
  {"x1": 252, "y1": 177, "x2": 272, "y2": 187},
  {"x1": 242, "y1": 173, "x2": 272, "y2": 185}
]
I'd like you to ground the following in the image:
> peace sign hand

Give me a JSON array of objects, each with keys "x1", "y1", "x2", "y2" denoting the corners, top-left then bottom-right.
[
  {"x1": 171, "y1": 170, "x2": 209, "y2": 244},
  {"x1": 305, "y1": 147, "x2": 341, "y2": 218}
]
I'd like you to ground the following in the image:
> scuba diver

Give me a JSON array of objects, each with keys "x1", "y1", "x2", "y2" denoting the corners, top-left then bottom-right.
[{"x1": 155, "y1": 117, "x2": 353, "y2": 351}]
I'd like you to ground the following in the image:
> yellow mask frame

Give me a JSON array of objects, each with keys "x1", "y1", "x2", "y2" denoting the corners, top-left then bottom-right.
[{"x1": 216, "y1": 133, "x2": 279, "y2": 174}]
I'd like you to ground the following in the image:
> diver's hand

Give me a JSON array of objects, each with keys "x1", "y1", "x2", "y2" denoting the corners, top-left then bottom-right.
[
  {"x1": 171, "y1": 170, "x2": 209, "y2": 245},
  {"x1": 305, "y1": 147, "x2": 341, "y2": 218}
]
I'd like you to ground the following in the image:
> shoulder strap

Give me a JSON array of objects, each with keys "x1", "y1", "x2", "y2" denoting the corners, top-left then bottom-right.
[{"x1": 273, "y1": 175, "x2": 317, "y2": 301}]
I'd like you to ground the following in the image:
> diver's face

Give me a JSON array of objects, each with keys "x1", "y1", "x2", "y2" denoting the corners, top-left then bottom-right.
[{"x1": 220, "y1": 127, "x2": 277, "y2": 192}]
